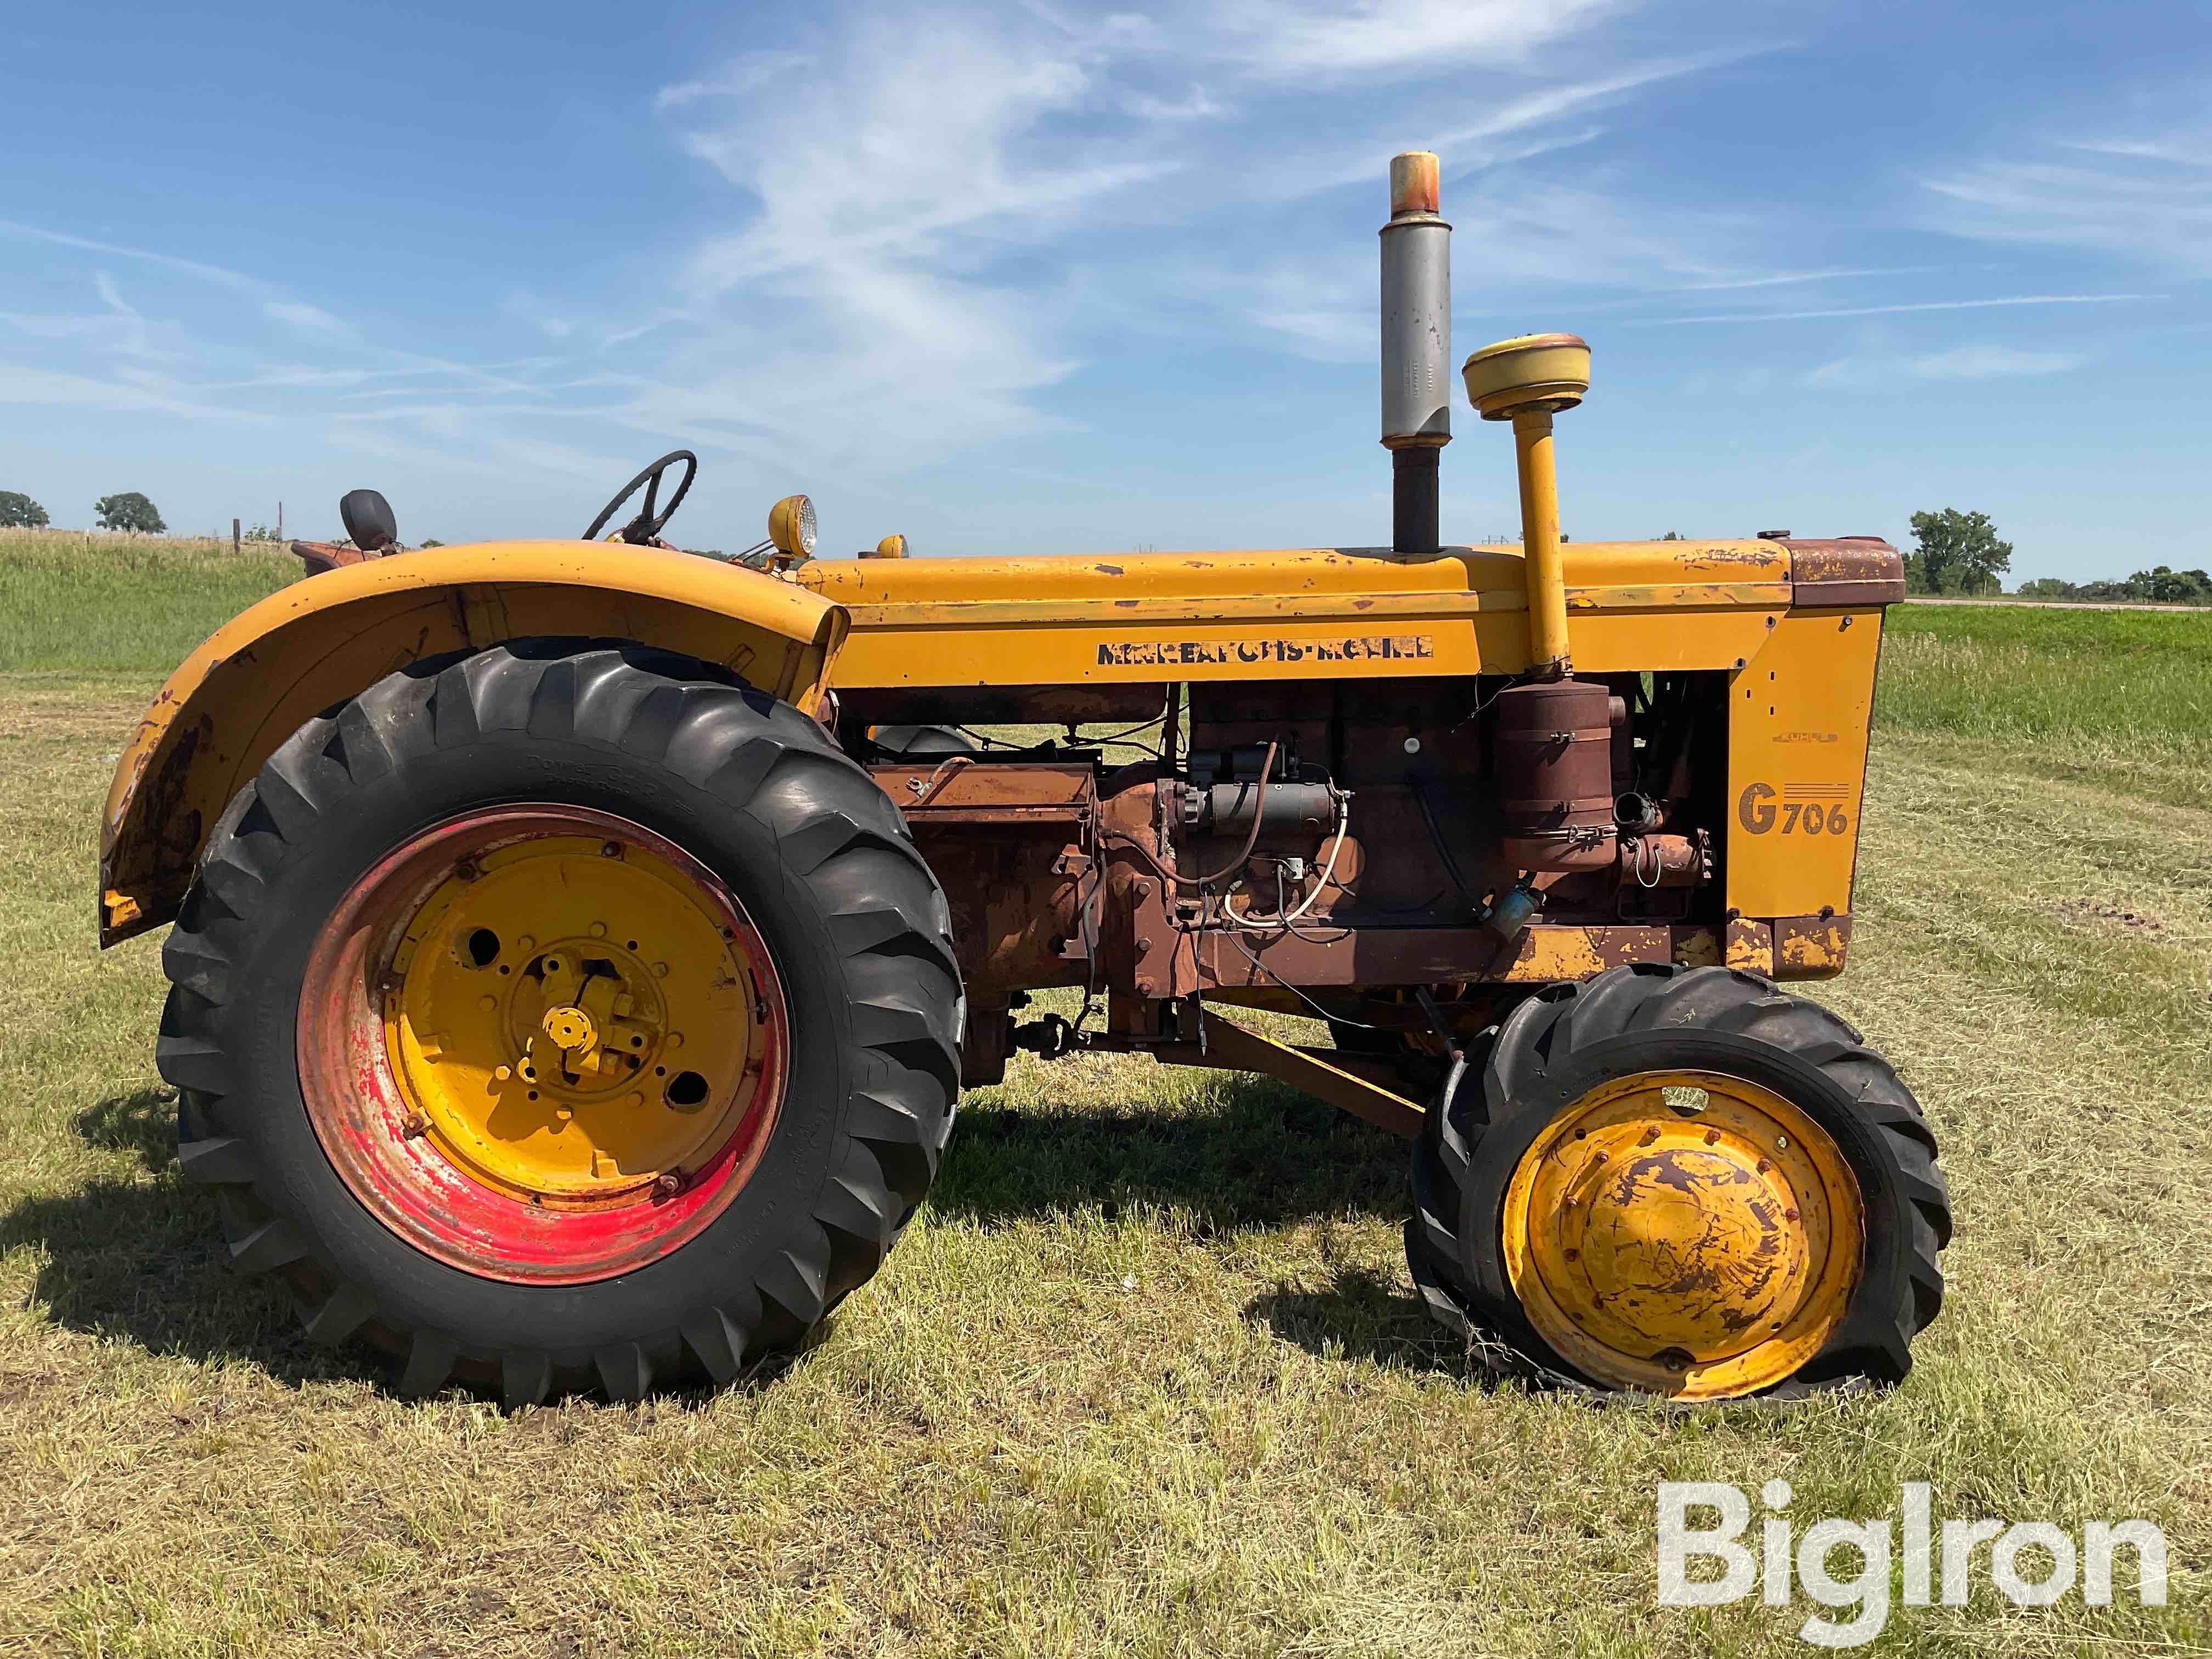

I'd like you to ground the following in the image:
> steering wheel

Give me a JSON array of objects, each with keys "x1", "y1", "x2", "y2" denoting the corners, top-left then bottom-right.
[{"x1": 583, "y1": 450, "x2": 698, "y2": 544}]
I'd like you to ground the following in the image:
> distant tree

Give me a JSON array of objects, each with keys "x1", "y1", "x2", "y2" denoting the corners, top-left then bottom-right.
[
  {"x1": 2016, "y1": 577, "x2": 2075, "y2": 599},
  {"x1": 95, "y1": 492, "x2": 166, "y2": 533},
  {"x1": 1910, "y1": 507, "x2": 2012, "y2": 596},
  {"x1": 418, "y1": 538, "x2": 444, "y2": 548},
  {"x1": 0, "y1": 489, "x2": 49, "y2": 528},
  {"x1": 1656, "y1": 530, "x2": 1684, "y2": 541},
  {"x1": 2130, "y1": 565, "x2": 2212, "y2": 603}
]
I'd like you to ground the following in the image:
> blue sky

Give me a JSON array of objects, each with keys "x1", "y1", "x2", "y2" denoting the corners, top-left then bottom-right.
[{"x1": 2, "y1": 1, "x2": 2205, "y2": 582}]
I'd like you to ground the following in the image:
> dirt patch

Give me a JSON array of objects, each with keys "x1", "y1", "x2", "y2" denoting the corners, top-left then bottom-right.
[{"x1": 2055, "y1": 898, "x2": 2166, "y2": 935}]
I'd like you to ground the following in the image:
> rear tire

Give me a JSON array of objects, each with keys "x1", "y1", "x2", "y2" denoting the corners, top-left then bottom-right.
[
  {"x1": 1406, "y1": 964, "x2": 1949, "y2": 1399},
  {"x1": 159, "y1": 640, "x2": 962, "y2": 1405}
]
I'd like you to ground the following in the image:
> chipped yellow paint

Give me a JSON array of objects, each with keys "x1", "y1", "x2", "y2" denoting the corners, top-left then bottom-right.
[
  {"x1": 1500, "y1": 1069, "x2": 1865, "y2": 1399},
  {"x1": 1724, "y1": 919, "x2": 1776, "y2": 975},
  {"x1": 799, "y1": 540, "x2": 1791, "y2": 687},
  {"x1": 1776, "y1": 916, "x2": 1852, "y2": 980},
  {"x1": 1725, "y1": 608, "x2": 1884, "y2": 919},
  {"x1": 386, "y1": 831, "x2": 756, "y2": 1204},
  {"x1": 99, "y1": 541, "x2": 847, "y2": 944},
  {"x1": 1671, "y1": 927, "x2": 1723, "y2": 969}
]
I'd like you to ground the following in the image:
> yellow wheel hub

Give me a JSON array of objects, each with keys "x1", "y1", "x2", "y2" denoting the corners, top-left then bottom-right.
[
  {"x1": 1500, "y1": 1070, "x2": 1864, "y2": 1399},
  {"x1": 381, "y1": 831, "x2": 764, "y2": 1207}
]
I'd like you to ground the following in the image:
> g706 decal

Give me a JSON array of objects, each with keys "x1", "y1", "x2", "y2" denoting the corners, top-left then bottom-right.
[{"x1": 1737, "y1": 781, "x2": 1852, "y2": 836}]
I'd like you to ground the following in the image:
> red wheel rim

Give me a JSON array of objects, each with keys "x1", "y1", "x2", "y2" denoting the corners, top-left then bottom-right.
[{"x1": 297, "y1": 805, "x2": 791, "y2": 1284}]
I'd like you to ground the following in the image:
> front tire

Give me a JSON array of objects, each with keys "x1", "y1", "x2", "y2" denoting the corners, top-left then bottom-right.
[
  {"x1": 158, "y1": 641, "x2": 962, "y2": 1405},
  {"x1": 1407, "y1": 964, "x2": 1949, "y2": 1400}
]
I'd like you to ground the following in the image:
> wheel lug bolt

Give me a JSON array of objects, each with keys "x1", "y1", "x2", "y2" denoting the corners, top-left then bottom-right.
[
  {"x1": 1639, "y1": 1126, "x2": 1660, "y2": 1147},
  {"x1": 654, "y1": 1172, "x2": 681, "y2": 1198},
  {"x1": 602, "y1": 842, "x2": 622, "y2": 858},
  {"x1": 1590, "y1": 1150, "x2": 1609, "y2": 1165},
  {"x1": 1756, "y1": 1157, "x2": 1772, "y2": 1173},
  {"x1": 1784, "y1": 1207, "x2": 1799, "y2": 1221},
  {"x1": 1563, "y1": 1248, "x2": 1578, "y2": 1261},
  {"x1": 1705, "y1": 1129, "x2": 1721, "y2": 1146}
]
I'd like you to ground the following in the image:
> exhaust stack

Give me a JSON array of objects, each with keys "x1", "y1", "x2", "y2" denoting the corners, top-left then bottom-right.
[{"x1": 1380, "y1": 151, "x2": 1450, "y2": 556}]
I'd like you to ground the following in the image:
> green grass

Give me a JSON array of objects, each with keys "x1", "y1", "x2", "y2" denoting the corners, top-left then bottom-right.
[
  {"x1": 1878, "y1": 602, "x2": 2212, "y2": 806},
  {"x1": 1, "y1": 552, "x2": 2207, "y2": 1654},
  {"x1": 0, "y1": 529, "x2": 298, "y2": 674}
]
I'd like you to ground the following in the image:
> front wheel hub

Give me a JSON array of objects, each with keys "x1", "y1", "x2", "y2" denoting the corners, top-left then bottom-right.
[
  {"x1": 299, "y1": 804, "x2": 790, "y2": 1283},
  {"x1": 1500, "y1": 1070, "x2": 1865, "y2": 1399}
]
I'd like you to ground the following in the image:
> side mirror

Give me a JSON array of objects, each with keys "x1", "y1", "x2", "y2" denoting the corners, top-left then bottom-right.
[{"x1": 340, "y1": 489, "x2": 399, "y2": 553}]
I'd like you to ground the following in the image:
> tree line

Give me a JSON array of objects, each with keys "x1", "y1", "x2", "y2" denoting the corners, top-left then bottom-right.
[{"x1": 1, "y1": 489, "x2": 167, "y2": 533}]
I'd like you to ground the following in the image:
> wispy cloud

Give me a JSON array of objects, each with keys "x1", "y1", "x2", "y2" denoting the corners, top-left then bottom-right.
[
  {"x1": 0, "y1": 221, "x2": 264, "y2": 293},
  {"x1": 1923, "y1": 124, "x2": 2212, "y2": 272},
  {"x1": 1668, "y1": 266, "x2": 1948, "y2": 294},
  {"x1": 1638, "y1": 293, "x2": 2160, "y2": 325},
  {"x1": 1209, "y1": 0, "x2": 1622, "y2": 82},
  {"x1": 0, "y1": 0, "x2": 1804, "y2": 509},
  {"x1": 1806, "y1": 343, "x2": 2089, "y2": 388},
  {"x1": 653, "y1": 51, "x2": 815, "y2": 111},
  {"x1": 264, "y1": 300, "x2": 347, "y2": 334}
]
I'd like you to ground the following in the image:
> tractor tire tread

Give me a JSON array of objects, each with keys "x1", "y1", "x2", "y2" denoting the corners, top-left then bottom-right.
[
  {"x1": 157, "y1": 640, "x2": 960, "y2": 1406},
  {"x1": 1406, "y1": 962, "x2": 1950, "y2": 1400}
]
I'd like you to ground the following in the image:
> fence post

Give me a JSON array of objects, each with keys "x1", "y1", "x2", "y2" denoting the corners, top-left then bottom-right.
[{"x1": 233, "y1": 517, "x2": 241, "y2": 556}]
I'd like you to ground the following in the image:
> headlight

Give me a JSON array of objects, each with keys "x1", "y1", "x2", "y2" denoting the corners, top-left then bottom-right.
[{"x1": 768, "y1": 494, "x2": 816, "y2": 559}]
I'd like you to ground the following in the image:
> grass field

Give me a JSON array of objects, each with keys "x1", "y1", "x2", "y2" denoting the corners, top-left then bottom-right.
[
  {"x1": 1, "y1": 538, "x2": 2207, "y2": 1655},
  {"x1": 0, "y1": 529, "x2": 298, "y2": 675}
]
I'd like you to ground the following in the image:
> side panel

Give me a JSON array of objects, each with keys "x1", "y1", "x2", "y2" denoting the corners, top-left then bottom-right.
[
  {"x1": 100, "y1": 541, "x2": 847, "y2": 945},
  {"x1": 802, "y1": 541, "x2": 1791, "y2": 686},
  {"x1": 1724, "y1": 608, "x2": 1885, "y2": 919}
]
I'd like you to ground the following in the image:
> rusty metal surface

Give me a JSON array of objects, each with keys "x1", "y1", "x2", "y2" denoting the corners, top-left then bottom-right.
[
  {"x1": 290, "y1": 539, "x2": 379, "y2": 575},
  {"x1": 1494, "y1": 678, "x2": 1617, "y2": 871},
  {"x1": 960, "y1": 1001, "x2": 1014, "y2": 1086},
  {"x1": 1195, "y1": 922, "x2": 1675, "y2": 990},
  {"x1": 872, "y1": 761, "x2": 1094, "y2": 823},
  {"x1": 1774, "y1": 911, "x2": 1852, "y2": 980},
  {"x1": 1617, "y1": 832, "x2": 1710, "y2": 889},
  {"x1": 1784, "y1": 538, "x2": 1905, "y2": 608},
  {"x1": 843, "y1": 684, "x2": 1170, "y2": 729},
  {"x1": 1150, "y1": 1017, "x2": 1424, "y2": 1138},
  {"x1": 879, "y1": 762, "x2": 1099, "y2": 998},
  {"x1": 1724, "y1": 916, "x2": 1776, "y2": 974}
]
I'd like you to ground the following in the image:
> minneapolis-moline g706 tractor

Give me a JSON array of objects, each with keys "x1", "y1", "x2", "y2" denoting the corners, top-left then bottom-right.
[{"x1": 103, "y1": 154, "x2": 1948, "y2": 1407}]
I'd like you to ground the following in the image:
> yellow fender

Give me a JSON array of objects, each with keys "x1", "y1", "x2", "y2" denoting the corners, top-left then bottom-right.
[{"x1": 99, "y1": 540, "x2": 849, "y2": 946}]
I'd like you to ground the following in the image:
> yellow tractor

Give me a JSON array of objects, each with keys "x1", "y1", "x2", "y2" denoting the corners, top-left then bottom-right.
[{"x1": 101, "y1": 153, "x2": 1947, "y2": 1407}]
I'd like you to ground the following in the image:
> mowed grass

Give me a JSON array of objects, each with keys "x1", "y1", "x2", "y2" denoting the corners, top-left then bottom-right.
[
  {"x1": 1, "y1": 553, "x2": 2207, "y2": 1654},
  {"x1": 1881, "y1": 602, "x2": 2212, "y2": 808}
]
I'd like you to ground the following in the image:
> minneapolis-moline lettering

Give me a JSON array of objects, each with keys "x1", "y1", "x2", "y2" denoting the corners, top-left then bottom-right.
[{"x1": 1095, "y1": 635, "x2": 1435, "y2": 668}]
